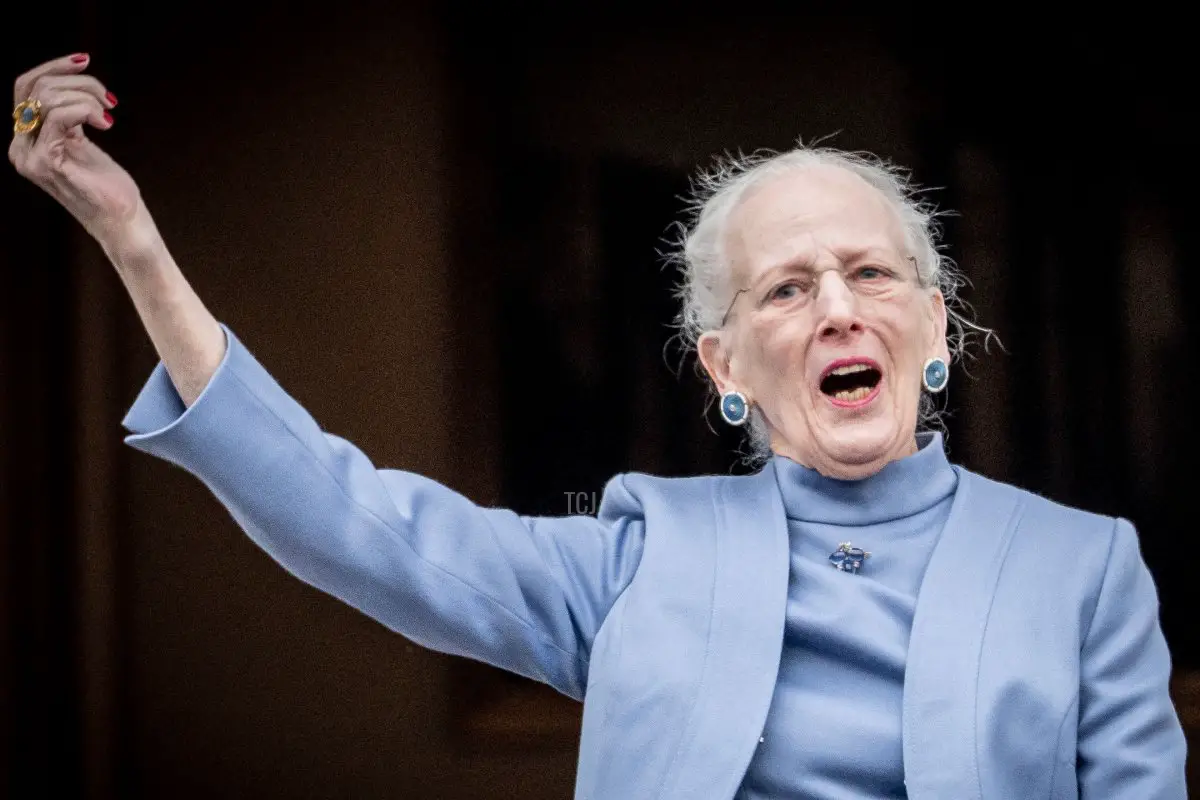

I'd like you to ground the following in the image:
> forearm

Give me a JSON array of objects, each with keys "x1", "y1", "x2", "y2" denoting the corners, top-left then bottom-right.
[{"x1": 108, "y1": 205, "x2": 226, "y2": 408}]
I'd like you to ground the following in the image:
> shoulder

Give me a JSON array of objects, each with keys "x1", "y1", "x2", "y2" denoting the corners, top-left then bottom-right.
[
  {"x1": 961, "y1": 468, "x2": 1115, "y2": 531},
  {"x1": 595, "y1": 468, "x2": 765, "y2": 522},
  {"x1": 960, "y1": 467, "x2": 1118, "y2": 534},
  {"x1": 956, "y1": 467, "x2": 1129, "y2": 593}
]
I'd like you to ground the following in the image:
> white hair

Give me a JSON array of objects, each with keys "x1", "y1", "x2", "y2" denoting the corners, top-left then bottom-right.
[{"x1": 667, "y1": 142, "x2": 991, "y2": 463}]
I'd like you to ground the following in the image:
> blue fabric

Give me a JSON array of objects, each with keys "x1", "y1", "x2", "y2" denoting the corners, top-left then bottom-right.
[
  {"x1": 121, "y1": 324, "x2": 1187, "y2": 799},
  {"x1": 738, "y1": 436, "x2": 957, "y2": 799}
]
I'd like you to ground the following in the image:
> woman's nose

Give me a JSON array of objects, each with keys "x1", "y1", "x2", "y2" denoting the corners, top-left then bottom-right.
[{"x1": 814, "y1": 271, "x2": 859, "y2": 338}]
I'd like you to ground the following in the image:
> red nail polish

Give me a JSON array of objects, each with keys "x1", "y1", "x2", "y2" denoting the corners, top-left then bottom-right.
[
  {"x1": 71, "y1": 53, "x2": 89, "y2": 64},
  {"x1": 103, "y1": 111, "x2": 113, "y2": 125},
  {"x1": 105, "y1": 92, "x2": 118, "y2": 107}
]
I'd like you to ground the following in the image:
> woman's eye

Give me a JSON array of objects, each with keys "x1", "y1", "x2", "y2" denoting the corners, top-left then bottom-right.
[
  {"x1": 770, "y1": 282, "x2": 805, "y2": 301},
  {"x1": 857, "y1": 266, "x2": 889, "y2": 280}
]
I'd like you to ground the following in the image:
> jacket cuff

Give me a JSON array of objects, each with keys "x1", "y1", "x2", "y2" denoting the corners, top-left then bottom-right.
[
  {"x1": 120, "y1": 323, "x2": 236, "y2": 438},
  {"x1": 120, "y1": 323, "x2": 294, "y2": 476}
]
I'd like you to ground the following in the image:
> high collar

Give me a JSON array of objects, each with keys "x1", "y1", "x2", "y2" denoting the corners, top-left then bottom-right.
[{"x1": 772, "y1": 432, "x2": 958, "y2": 525}]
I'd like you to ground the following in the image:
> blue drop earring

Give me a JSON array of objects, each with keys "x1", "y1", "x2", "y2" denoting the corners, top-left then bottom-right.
[
  {"x1": 922, "y1": 357, "x2": 949, "y2": 393},
  {"x1": 719, "y1": 391, "x2": 750, "y2": 426}
]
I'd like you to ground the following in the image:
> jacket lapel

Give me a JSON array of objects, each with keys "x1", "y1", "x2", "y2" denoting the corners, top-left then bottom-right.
[
  {"x1": 902, "y1": 470, "x2": 1024, "y2": 800},
  {"x1": 661, "y1": 461, "x2": 791, "y2": 800}
]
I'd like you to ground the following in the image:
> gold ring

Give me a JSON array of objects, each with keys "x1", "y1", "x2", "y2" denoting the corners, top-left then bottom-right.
[{"x1": 13, "y1": 98, "x2": 43, "y2": 135}]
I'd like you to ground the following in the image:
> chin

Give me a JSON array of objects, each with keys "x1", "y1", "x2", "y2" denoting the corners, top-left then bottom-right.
[{"x1": 814, "y1": 422, "x2": 903, "y2": 476}]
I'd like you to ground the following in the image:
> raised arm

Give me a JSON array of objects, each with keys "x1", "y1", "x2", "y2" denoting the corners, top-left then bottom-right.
[
  {"x1": 11, "y1": 54, "x2": 644, "y2": 699},
  {"x1": 121, "y1": 326, "x2": 644, "y2": 697}
]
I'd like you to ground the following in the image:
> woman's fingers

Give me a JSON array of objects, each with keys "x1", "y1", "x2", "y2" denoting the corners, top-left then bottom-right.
[
  {"x1": 13, "y1": 53, "x2": 92, "y2": 105},
  {"x1": 38, "y1": 95, "x2": 110, "y2": 141},
  {"x1": 27, "y1": 74, "x2": 116, "y2": 109},
  {"x1": 9, "y1": 60, "x2": 116, "y2": 173},
  {"x1": 10, "y1": 97, "x2": 110, "y2": 179},
  {"x1": 31, "y1": 89, "x2": 109, "y2": 116}
]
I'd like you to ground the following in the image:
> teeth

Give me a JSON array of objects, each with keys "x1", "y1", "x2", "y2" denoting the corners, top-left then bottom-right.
[
  {"x1": 833, "y1": 386, "x2": 873, "y2": 402},
  {"x1": 830, "y1": 364, "x2": 872, "y2": 376}
]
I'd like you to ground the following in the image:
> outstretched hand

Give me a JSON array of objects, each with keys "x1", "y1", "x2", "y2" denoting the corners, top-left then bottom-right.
[{"x1": 9, "y1": 53, "x2": 154, "y2": 259}]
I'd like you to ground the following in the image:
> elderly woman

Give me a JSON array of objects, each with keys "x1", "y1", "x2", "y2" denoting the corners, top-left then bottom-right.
[{"x1": 11, "y1": 55, "x2": 1187, "y2": 799}]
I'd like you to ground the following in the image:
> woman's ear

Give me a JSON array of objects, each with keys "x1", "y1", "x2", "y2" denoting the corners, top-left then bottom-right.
[
  {"x1": 698, "y1": 331, "x2": 735, "y2": 394},
  {"x1": 928, "y1": 289, "x2": 951, "y2": 364}
]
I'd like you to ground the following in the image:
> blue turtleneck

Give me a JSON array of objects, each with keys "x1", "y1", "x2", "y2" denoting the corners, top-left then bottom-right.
[{"x1": 736, "y1": 432, "x2": 959, "y2": 800}]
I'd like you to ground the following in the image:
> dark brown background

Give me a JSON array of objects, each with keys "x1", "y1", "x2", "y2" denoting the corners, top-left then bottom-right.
[{"x1": 4, "y1": 4, "x2": 1198, "y2": 797}]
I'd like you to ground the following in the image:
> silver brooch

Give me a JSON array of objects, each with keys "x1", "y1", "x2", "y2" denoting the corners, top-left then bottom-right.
[{"x1": 829, "y1": 542, "x2": 871, "y2": 574}]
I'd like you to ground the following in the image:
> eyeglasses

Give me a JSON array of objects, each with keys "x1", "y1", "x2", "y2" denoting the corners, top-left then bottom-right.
[
  {"x1": 719, "y1": 289, "x2": 748, "y2": 327},
  {"x1": 718, "y1": 256, "x2": 921, "y2": 328}
]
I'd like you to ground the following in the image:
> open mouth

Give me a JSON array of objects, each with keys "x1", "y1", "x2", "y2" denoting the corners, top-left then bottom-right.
[{"x1": 819, "y1": 360, "x2": 883, "y2": 405}]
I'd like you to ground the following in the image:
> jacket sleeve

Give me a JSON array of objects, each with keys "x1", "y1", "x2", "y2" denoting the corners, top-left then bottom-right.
[
  {"x1": 1076, "y1": 518, "x2": 1188, "y2": 798},
  {"x1": 121, "y1": 324, "x2": 644, "y2": 700}
]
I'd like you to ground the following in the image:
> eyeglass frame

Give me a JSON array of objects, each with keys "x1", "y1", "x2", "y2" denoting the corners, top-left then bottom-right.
[{"x1": 716, "y1": 255, "x2": 923, "y2": 328}]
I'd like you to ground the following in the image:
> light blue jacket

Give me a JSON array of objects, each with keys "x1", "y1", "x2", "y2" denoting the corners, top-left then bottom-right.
[{"x1": 122, "y1": 325, "x2": 1187, "y2": 799}]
